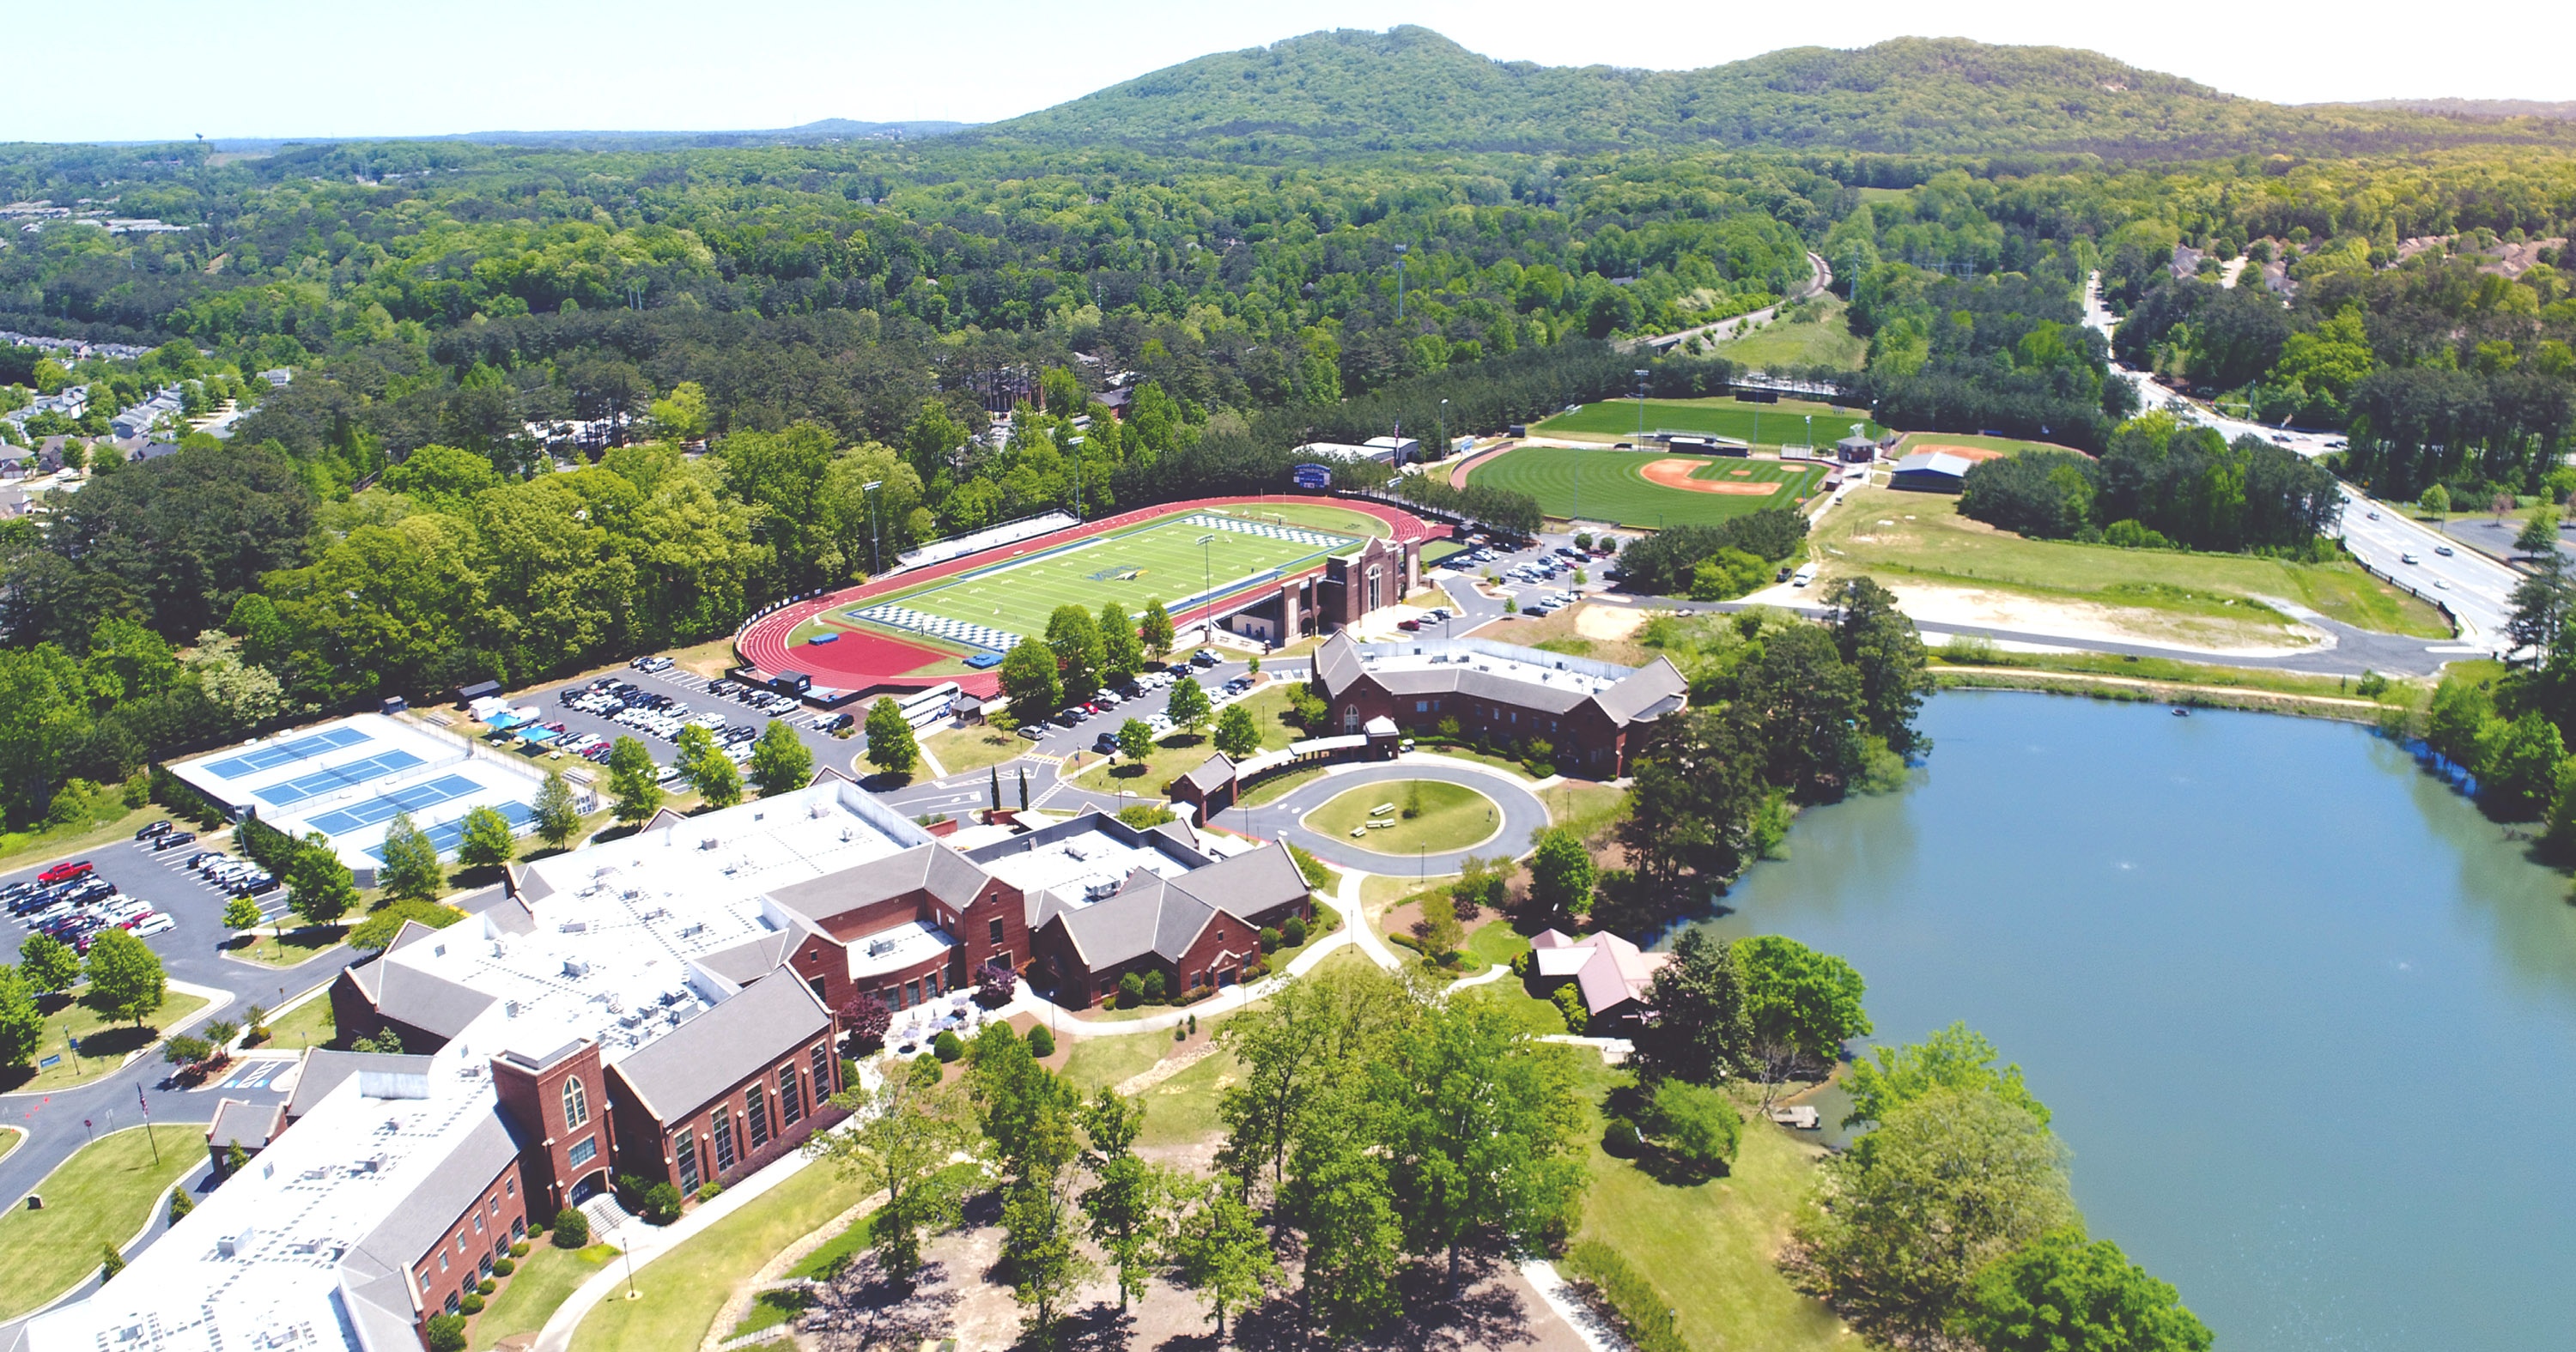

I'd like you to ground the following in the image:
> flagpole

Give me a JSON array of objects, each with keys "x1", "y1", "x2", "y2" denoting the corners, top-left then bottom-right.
[{"x1": 139, "y1": 1084, "x2": 160, "y2": 1164}]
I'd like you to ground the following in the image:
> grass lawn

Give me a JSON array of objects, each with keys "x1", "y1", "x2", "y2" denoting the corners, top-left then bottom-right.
[
  {"x1": 0, "y1": 805, "x2": 180, "y2": 872},
  {"x1": 261, "y1": 991, "x2": 337, "y2": 1052},
  {"x1": 0, "y1": 1127, "x2": 201, "y2": 1321},
  {"x1": 1451, "y1": 979, "x2": 1568, "y2": 1037},
  {"x1": 1560, "y1": 1058, "x2": 1847, "y2": 1352},
  {"x1": 1061, "y1": 1034, "x2": 1171, "y2": 1093},
  {"x1": 1469, "y1": 445, "x2": 1832, "y2": 530},
  {"x1": 570, "y1": 1169, "x2": 870, "y2": 1352},
  {"x1": 1237, "y1": 764, "x2": 1326, "y2": 807},
  {"x1": 1539, "y1": 781, "x2": 1628, "y2": 844},
  {"x1": 1461, "y1": 919, "x2": 1532, "y2": 973},
  {"x1": 1133, "y1": 1047, "x2": 1242, "y2": 1149},
  {"x1": 1816, "y1": 487, "x2": 2451, "y2": 640},
  {"x1": 1891, "y1": 430, "x2": 2089, "y2": 458},
  {"x1": 0, "y1": 990, "x2": 212, "y2": 1094},
  {"x1": 1361, "y1": 871, "x2": 1451, "y2": 909},
  {"x1": 471, "y1": 1241, "x2": 618, "y2": 1350},
  {"x1": 1536, "y1": 395, "x2": 1881, "y2": 448},
  {"x1": 1069, "y1": 684, "x2": 1303, "y2": 797},
  {"x1": 922, "y1": 723, "x2": 1026, "y2": 777},
  {"x1": 0, "y1": 1125, "x2": 21, "y2": 1163},
  {"x1": 867, "y1": 506, "x2": 1374, "y2": 648},
  {"x1": 226, "y1": 925, "x2": 347, "y2": 968},
  {"x1": 1708, "y1": 296, "x2": 1868, "y2": 371},
  {"x1": 1934, "y1": 643, "x2": 2427, "y2": 708},
  {"x1": 1302, "y1": 780, "x2": 1504, "y2": 856}
]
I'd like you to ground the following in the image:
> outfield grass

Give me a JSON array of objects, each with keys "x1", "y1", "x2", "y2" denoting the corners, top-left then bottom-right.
[
  {"x1": 1535, "y1": 396, "x2": 1882, "y2": 448},
  {"x1": 570, "y1": 1169, "x2": 871, "y2": 1352},
  {"x1": 0, "y1": 1127, "x2": 201, "y2": 1321},
  {"x1": 471, "y1": 1242, "x2": 618, "y2": 1350},
  {"x1": 1707, "y1": 296, "x2": 1868, "y2": 372},
  {"x1": 1560, "y1": 1058, "x2": 1847, "y2": 1352},
  {"x1": 872, "y1": 507, "x2": 1369, "y2": 646},
  {"x1": 1303, "y1": 780, "x2": 1503, "y2": 856},
  {"x1": 1469, "y1": 445, "x2": 1831, "y2": 530},
  {"x1": 1816, "y1": 488, "x2": 2451, "y2": 640},
  {"x1": 1893, "y1": 431, "x2": 2088, "y2": 458},
  {"x1": 0, "y1": 990, "x2": 212, "y2": 1094}
]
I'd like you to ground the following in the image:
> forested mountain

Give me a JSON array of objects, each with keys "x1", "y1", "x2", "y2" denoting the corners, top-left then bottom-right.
[{"x1": 980, "y1": 27, "x2": 2575, "y2": 158}]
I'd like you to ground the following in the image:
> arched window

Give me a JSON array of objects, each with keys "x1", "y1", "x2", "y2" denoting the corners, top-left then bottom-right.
[
  {"x1": 1344, "y1": 705, "x2": 1359, "y2": 733},
  {"x1": 562, "y1": 1076, "x2": 589, "y2": 1130}
]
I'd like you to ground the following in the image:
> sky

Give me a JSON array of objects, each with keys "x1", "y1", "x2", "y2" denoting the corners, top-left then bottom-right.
[{"x1": 24, "y1": 0, "x2": 2575, "y2": 142}]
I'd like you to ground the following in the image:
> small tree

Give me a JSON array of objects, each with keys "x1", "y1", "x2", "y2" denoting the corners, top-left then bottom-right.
[
  {"x1": 1140, "y1": 600, "x2": 1176, "y2": 657},
  {"x1": 1953, "y1": 1227, "x2": 2214, "y2": 1352},
  {"x1": 1027, "y1": 1023, "x2": 1056, "y2": 1058},
  {"x1": 749, "y1": 718, "x2": 815, "y2": 796},
  {"x1": 607, "y1": 736, "x2": 664, "y2": 825},
  {"x1": 161, "y1": 1034, "x2": 215, "y2": 1069},
  {"x1": 376, "y1": 810, "x2": 445, "y2": 904},
  {"x1": 84, "y1": 926, "x2": 167, "y2": 1029},
  {"x1": 220, "y1": 894, "x2": 264, "y2": 934},
  {"x1": 1167, "y1": 676, "x2": 1212, "y2": 735},
  {"x1": 1000, "y1": 636, "x2": 1064, "y2": 723},
  {"x1": 1644, "y1": 1078, "x2": 1742, "y2": 1178},
  {"x1": 287, "y1": 834, "x2": 357, "y2": 929},
  {"x1": 837, "y1": 991, "x2": 892, "y2": 1049},
  {"x1": 1117, "y1": 718, "x2": 1156, "y2": 762},
  {"x1": 456, "y1": 804, "x2": 517, "y2": 868},
  {"x1": 1213, "y1": 703, "x2": 1261, "y2": 759},
  {"x1": 2518, "y1": 504, "x2": 2564, "y2": 559},
  {"x1": 551, "y1": 1206, "x2": 589, "y2": 1248},
  {"x1": 1527, "y1": 828, "x2": 1597, "y2": 918},
  {"x1": 1169, "y1": 1177, "x2": 1279, "y2": 1342},
  {"x1": 675, "y1": 725, "x2": 743, "y2": 807},
  {"x1": 1413, "y1": 890, "x2": 1464, "y2": 961},
  {"x1": 98, "y1": 1241, "x2": 125, "y2": 1283},
  {"x1": 20, "y1": 933, "x2": 81, "y2": 994},
  {"x1": 865, "y1": 697, "x2": 920, "y2": 776},
  {"x1": 2419, "y1": 483, "x2": 2451, "y2": 520},
  {"x1": 0, "y1": 968, "x2": 41, "y2": 1069},
  {"x1": 532, "y1": 770, "x2": 582, "y2": 850}
]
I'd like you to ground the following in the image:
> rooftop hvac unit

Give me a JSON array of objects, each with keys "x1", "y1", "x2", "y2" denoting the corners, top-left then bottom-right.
[
  {"x1": 677, "y1": 922, "x2": 705, "y2": 938},
  {"x1": 866, "y1": 937, "x2": 896, "y2": 958},
  {"x1": 217, "y1": 1226, "x2": 258, "y2": 1258},
  {"x1": 641, "y1": 906, "x2": 669, "y2": 921},
  {"x1": 700, "y1": 838, "x2": 720, "y2": 851},
  {"x1": 504, "y1": 999, "x2": 520, "y2": 1018},
  {"x1": 560, "y1": 919, "x2": 588, "y2": 934},
  {"x1": 562, "y1": 959, "x2": 592, "y2": 979}
]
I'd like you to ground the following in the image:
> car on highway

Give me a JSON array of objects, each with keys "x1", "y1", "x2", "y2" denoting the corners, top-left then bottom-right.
[
  {"x1": 2401, "y1": 553, "x2": 2419, "y2": 565},
  {"x1": 2366, "y1": 511, "x2": 2379, "y2": 520},
  {"x1": 2434, "y1": 545, "x2": 2455, "y2": 557}
]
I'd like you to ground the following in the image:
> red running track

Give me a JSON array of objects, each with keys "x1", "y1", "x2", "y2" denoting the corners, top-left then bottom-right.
[{"x1": 737, "y1": 495, "x2": 1440, "y2": 700}]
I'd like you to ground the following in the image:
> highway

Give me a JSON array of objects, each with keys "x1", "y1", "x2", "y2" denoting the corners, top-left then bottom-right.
[{"x1": 2086, "y1": 274, "x2": 2518, "y2": 652}]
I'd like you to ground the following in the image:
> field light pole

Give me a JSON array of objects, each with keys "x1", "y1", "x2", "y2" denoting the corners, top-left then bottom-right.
[
  {"x1": 1394, "y1": 243, "x2": 1408, "y2": 322},
  {"x1": 861, "y1": 480, "x2": 883, "y2": 576},
  {"x1": 1437, "y1": 398, "x2": 1448, "y2": 462},
  {"x1": 1198, "y1": 534, "x2": 1217, "y2": 642}
]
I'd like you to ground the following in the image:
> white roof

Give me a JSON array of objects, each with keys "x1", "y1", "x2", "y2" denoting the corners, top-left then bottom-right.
[{"x1": 167, "y1": 714, "x2": 552, "y2": 872}]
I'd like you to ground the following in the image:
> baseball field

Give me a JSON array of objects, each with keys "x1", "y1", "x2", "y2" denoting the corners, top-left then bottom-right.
[
  {"x1": 1466, "y1": 445, "x2": 1831, "y2": 529},
  {"x1": 1534, "y1": 396, "x2": 1883, "y2": 449}
]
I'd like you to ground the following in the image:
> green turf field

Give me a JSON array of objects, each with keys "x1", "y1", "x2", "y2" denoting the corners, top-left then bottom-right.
[
  {"x1": 866, "y1": 507, "x2": 1369, "y2": 644},
  {"x1": 1467, "y1": 446, "x2": 1831, "y2": 529},
  {"x1": 1892, "y1": 431, "x2": 2087, "y2": 458},
  {"x1": 1535, "y1": 397, "x2": 1882, "y2": 449}
]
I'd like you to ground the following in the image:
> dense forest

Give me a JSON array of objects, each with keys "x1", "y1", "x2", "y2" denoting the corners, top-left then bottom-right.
[{"x1": 1, "y1": 32, "x2": 2574, "y2": 828}]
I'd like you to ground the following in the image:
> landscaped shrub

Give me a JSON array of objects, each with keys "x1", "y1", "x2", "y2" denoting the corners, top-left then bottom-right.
[
  {"x1": 424, "y1": 1315, "x2": 467, "y2": 1352},
  {"x1": 492, "y1": 1256, "x2": 515, "y2": 1276},
  {"x1": 1026, "y1": 1023, "x2": 1055, "y2": 1058},
  {"x1": 476, "y1": 1277, "x2": 495, "y2": 1296},
  {"x1": 642, "y1": 1181, "x2": 685, "y2": 1225},
  {"x1": 551, "y1": 1207, "x2": 588, "y2": 1248},
  {"x1": 1282, "y1": 915, "x2": 1308, "y2": 946},
  {"x1": 975, "y1": 959, "x2": 1018, "y2": 1005},
  {"x1": 1285, "y1": 842, "x2": 1331, "y2": 888},
  {"x1": 696, "y1": 1182, "x2": 723, "y2": 1202},
  {"x1": 1603, "y1": 1119, "x2": 1642, "y2": 1157},
  {"x1": 1143, "y1": 970, "x2": 1168, "y2": 1002},
  {"x1": 508, "y1": 1240, "x2": 529, "y2": 1258},
  {"x1": 932, "y1": 1029, "x2": 963, "y2": 1062},
  {"x1": 909, "y1": 1054, "x2": 945, "y2": 1087},
  {"x1": 1117, "y1": 971, "x2": 1145, "y2": 1006},
  {"x1": 1258, "y1": 926, "x2": 1281, "y2": 953},
  {"x1": 459, "y1": 1293, "x2": 485, "y2": 1314},
  {"x1": 1561, "y1": 1239, "x2": 1687, "y2": 1352},
  {"x1": 1175, "y1": 1023, "x2": 1188, "y2": 1042}
]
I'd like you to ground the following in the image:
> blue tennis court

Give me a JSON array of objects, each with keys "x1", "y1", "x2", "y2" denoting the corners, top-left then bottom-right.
[
  {"x1": 365, "y1": 801, "x2": 535, "y2": 862},
  {"x1": 252, "y1": 749, "x2": 428, "y2": 808},
  {"x1": 305, "y1": 774, "x2": 486, "y2": 834},
  {"x1": 204, "y1": 727, "x2": 372, "y2": 779}
]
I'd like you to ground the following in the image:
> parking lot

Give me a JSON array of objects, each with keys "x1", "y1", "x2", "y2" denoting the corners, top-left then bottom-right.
[{"x1": 471, "y1": 658, "x2": 865, "y2": 785}]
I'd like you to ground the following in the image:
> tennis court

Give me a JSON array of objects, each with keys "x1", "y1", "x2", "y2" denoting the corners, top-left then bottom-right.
[
  {"x1": 203, "y1": 726, "x2": 374, "y2": 779},
  {"x1": 851, "y1": 508, "x2": 1365, "y2": 651},
  {"x1": 1467, "y1": 445, "x2": 1830, "y2": 529},
  {"x1": 305, "y1": 774, "x2": 489, "y2": 835},
  {"x1": 366, "y1": 801, "x2": 538, "y2": 862},
  {"x1": 252, "y1": 749, "x2": 428, "y2": 808}
]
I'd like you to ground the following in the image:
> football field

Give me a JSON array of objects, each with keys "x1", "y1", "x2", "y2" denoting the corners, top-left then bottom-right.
[
  {"x1": 848, "y1": 507, "x2": 1370, "y2": 650},
  {"x1": 1467, "y1": 445, "x2": 1830, "y2": 530},
  {"x1": 1535, "y1": 397, "x2": 1882, "y2": 448}
]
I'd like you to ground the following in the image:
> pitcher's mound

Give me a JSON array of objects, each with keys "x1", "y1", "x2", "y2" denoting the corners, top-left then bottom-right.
[{"x1": 1641, "y1": 458, "x2": 1781, "y2": 494}]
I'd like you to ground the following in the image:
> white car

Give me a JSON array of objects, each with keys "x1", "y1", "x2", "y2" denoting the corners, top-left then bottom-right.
[
  {"x1": 2401, "y1": 553, "x2": 2419, "y2": 565},
  {"x1": 127, "y1": 912, "x2": 174, "y2": 937}
]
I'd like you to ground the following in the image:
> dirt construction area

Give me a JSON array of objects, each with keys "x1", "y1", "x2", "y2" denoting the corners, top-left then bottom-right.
[{"x1": 1639, "y1": 458, "x2": 1784, "y2": 494}]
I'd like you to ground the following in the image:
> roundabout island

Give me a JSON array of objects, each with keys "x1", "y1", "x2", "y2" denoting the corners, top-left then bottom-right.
[
  {"x1": 1300, "y1": 779, "x2": 1504, "y2": 856},
  {"x1": 1218, "y1": 759, "x2": 1551, "y2": 874}
]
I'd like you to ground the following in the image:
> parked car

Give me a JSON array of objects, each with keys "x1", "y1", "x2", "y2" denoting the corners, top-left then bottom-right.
[
  {"x1": 1017, "y1": 725, "x2": 1046, "y2": 742},
  {"x1": 155, "y1": 831, "x2": 197, "y2": 851},
  {"x1": 1192, "y1": 650, "x2": 1221, "y2": 668},
  {"x1": 1396, "y1": 618, "x2": 1421, "y2": 632},
  {"x1": 38, "y1": 860, "x2": 93, "y2": 886},
  {"x1": 135, "y1": 822, "x2": 174, "y2": 842},
  {"x1": 1094, "y1": 731, "x2": 1121, "y2": 754}
]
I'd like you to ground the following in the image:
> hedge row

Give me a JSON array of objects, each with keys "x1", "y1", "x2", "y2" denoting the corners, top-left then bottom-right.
[{"x1": 1560, "y1": 1240, "x2": 1688, "y2": 1352}]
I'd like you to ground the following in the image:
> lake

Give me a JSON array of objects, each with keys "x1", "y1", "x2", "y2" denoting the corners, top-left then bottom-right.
[{"x1": 1695, "y1": 690, "x2": 2576, "y2": 1350}]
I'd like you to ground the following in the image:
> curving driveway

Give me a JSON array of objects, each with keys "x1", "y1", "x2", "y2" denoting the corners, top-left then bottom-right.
[{"x1": 1213, "y1": 760, "x2": 1550, "y2": 875}]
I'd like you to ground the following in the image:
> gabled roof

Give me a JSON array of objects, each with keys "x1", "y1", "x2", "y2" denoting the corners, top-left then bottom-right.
[
  {"x1": 1530, "y1": 928, "x2": 1668, "y2": 1017},
  {"x1": 766, "y1": 842, "x2": 992, "y2": 925},
  {"x1": 610, "y1": 968, "x2": 832, "y2": 1125},
  {"x1": 1046, "y1": 843, "x2": 1310, "y2": 971},
  {"x1": 1176, "y1": 753, "x2": 1236, "y2": 796},
  {"x1": 1595, "y1": 657, "x2": 1689, "y2": 725},
  {"x1": 1892, "y1": 450, "x2": 1975, "y2": 478},
  {"x1": 346, "y1": 956, "x2": 495, "y2": 1041},
  {"x1": 1313, "y1": 631, "x2": 1364, "y2": 692},
  {"x1": 696, "y1": 930, "x2": 797, "y2": 986},
  {"x1": 206, "y1": 1097, "x2": 283, "y2": 1150},
  {"x1": 349, "y1": 1105, "x2": 526, "y2": 1269}
]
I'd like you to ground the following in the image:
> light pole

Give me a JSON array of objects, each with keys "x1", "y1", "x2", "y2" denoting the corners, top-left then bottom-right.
[
  {"x1": 1634, "y1": 367, "x2": 1649, "y2": 446},
  {"x1": 1197, "y1": 534, "x2": 1217, "y2": 643},
  {"x1": 1394, "y1": 243, "x2": 1408, "y2": 322},
  {"x1": 860, "y1": 480, "x2": 883, "y2": 577},
  {"x1": 1437, "y1": 398, "x2": 1448, "y2": 463}
]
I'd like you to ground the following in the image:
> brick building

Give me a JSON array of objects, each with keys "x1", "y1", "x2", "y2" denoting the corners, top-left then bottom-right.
[{"x1": 1308, "y1": 631, "x2": 1686, "y2": 777}]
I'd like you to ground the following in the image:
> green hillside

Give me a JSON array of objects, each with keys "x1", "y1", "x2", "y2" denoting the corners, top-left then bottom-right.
[{"x1": 978, "y1": 27, "x2": 2574, "y2": 157}]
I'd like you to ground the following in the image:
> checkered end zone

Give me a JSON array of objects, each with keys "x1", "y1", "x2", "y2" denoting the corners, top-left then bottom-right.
[
  {"x1": 850, "y1": 604, "x2": 1024, "y2": 653},
  {"x1": 1180, "y1": 513, "x2": 1350, "y2": 549}
]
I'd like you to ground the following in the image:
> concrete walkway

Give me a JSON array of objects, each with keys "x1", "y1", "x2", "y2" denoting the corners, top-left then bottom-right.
[{"x1": 533, "y1": 1146, "x2": 829, "y2": 1352}]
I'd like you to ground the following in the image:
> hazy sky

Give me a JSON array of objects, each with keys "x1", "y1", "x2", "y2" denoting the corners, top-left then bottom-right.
[{"x1": 28, "y1": 0, "x2": 2573, "y2": 142}]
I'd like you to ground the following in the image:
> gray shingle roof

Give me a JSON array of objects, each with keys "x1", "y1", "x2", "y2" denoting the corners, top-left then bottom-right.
[
  {"x1": 1176, "y1": 754, "x2": 1236, "y2": 795},
  {"x1": 696, "y1": 931, "x2": 795, "y2": 987},
  {"x1": 1048, "y1": 843, "x2": 1309, "y2": 970},
  {"x1": 767, "y1": 843, "x2": 989, "y2": 925},
  {"x1": 206, "y1": 1097, "x2": 283, "y2": 1149},
  {"x1": 611, "y1": 969, "x2": 830, "y2": 1125},
  {"x1": 1594, "y1": 657, "x2": 1689, "y2": 725},
  {"x1": 352, "y1": 1106, "x2": 526, "y2": 1270},
  {"x1": 361, "y1": 960, "x2": 498, "y2": 1041}
]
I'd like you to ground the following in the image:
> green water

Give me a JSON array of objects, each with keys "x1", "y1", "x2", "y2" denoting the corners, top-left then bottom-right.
[{"x1": 1696, "y1": 691, "x2": 2576, "y2": 1349}]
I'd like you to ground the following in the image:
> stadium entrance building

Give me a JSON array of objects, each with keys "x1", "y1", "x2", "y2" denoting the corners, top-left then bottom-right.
[{"x1": 1224, "y1": 533, "x2": 1422, "y2": 645}]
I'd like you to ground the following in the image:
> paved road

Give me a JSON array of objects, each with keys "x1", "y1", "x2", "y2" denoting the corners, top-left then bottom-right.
[
  {"x1": 1, "y1": 834, "x2": 319, "y2": 1312},
  {"x1": 1642, "y1": 252, "x2": 1833, "y2": 352},
  {"x1": 1212, "y1": 761, "x2": 1551, "y2": 876}
]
